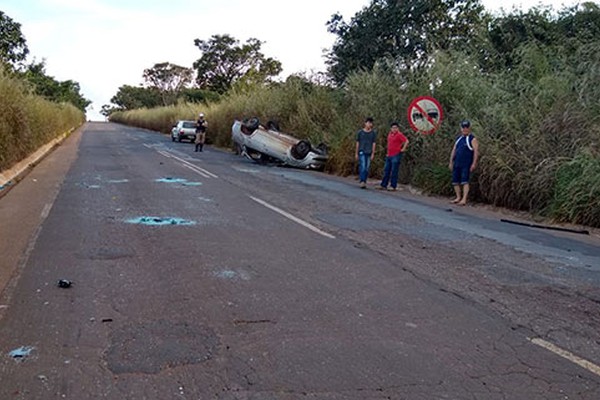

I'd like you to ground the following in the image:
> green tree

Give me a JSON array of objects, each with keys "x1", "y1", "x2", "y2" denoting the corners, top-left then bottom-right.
[
  {"x1": 325, "y1": 0, "x2": 486, "y2": 85},
  {"x1": 0, "y1": 11, "x2": 29, "y2": 69},
  {"x1": 178, "y1": 87, "x2": 220, "y2": 104},
  {"x1": 192, "y1": 34, "x2": 282, "y2": 94},
  {"x1": 486, "y1": 3, "x2": 600, "y2": 71},
  {"x1": 109, "y1": 84, "x2": 162, "y2": 110},
  {"x1": 142, "y1": 62, "x2": 193, "y2": 106},
  {"x1": 22, "y1": 61, "x2": 91, "y2": 111}
]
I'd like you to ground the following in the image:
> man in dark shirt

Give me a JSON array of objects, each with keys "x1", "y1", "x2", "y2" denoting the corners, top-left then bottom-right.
[{"x1": 355, "y1": 117, "x2": 377, "y2": 188}]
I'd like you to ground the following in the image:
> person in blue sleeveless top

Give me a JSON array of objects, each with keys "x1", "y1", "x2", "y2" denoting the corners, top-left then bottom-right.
[{"x1": 448, "y1": 120, "x2": 479, "y2": 205}]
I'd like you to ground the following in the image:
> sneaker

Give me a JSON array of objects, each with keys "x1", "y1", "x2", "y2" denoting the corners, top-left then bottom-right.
[
  {"x1": 360, "y1": 182, "x2": 366, "y2": 189},
  {"x1": 376, "y1": 185, "x2": 386, "y2": 190},
  {"x1": 387, "y1": 187, "x2": 397, "y2": 191}
]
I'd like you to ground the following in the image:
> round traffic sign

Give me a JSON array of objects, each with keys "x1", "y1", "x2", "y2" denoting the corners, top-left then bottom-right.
[{"x1": 407, "y1": 96, "x2": 444, "y2": 134}]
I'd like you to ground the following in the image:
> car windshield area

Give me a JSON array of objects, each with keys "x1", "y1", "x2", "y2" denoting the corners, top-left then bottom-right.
[{"x1": 182, "y1": 121, "x2": 196, "y2": 129}]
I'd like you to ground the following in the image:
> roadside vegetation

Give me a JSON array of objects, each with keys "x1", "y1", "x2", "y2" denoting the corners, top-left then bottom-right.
[
  {"x1": 0, "y1": 11, "x2": 87, "y2": 172},
  {"x1": 0, "y1": 67, "x2": 85, "y2": 171},
  {"x1": 108, "y1": 1, "x2": 600, "y2": 227}
]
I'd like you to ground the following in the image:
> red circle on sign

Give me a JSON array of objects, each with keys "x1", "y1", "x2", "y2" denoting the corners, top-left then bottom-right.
[{"x1": 407, "y1": 96, "x2": 444, "y2": 134}]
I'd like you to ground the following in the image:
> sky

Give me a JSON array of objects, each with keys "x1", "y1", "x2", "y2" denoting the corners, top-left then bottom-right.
[{"x1": 2, "y1": 0, "x2": 586, "y2": 121}]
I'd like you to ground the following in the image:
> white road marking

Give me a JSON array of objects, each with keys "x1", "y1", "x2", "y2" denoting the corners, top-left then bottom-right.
[
  {"x1": 1, "y1": 186, "x2": 60, "y2": 319},
  {"x1": 40, "y1": 203, "x2": 53, "y2": 219},
  {"x1": 232, "y1": 166, "x2": 259, "y2": 173},
  {"x1": 182, "y1": 163, "x2": 210, "y2": 179},
  {"x1": 248, "y1": 196, "x2": 335, "y2": 239},
  {"x1": 158, "y1": 150, "x2": 219, "y2": 179},
  {"x1": 529, "y1": 338, "x2": 600, "y2": 377},
  {"x1": 157, "y1": 150, "x2": 172, "y2": 158}
]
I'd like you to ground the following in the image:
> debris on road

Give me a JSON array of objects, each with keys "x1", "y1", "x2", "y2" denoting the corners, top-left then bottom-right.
[
  {"x1": 8, "y1": 346, "x2": 35, "y2": 359},
  {"x1": 125, "y1": 216, "x2": 196, "y2": 226},
  {"x1": 501, "y1": 218, "x2": 590, "y2": 235},
  {"x1": 57, "y1": 279, "x2": 72, "y2": 288}
]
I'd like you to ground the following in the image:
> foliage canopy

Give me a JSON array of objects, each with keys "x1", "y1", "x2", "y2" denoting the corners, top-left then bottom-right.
[{"x1": 193, "y1": 34, "x2": 282, "y2": 94}]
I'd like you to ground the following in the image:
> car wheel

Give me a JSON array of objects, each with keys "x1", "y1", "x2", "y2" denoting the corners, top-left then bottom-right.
[
  {"x1": 244, "y1": 117, "x2": 260, "y2": 132},
  {"x1": 315, "y1": 142, "x2": 328, "y2": 154},
  {"x1": 266, "y1": 120, "x2": 280, "y2": 131},
  {"x1": 291, "y1": 140, "x2": 311, "y2": 160}
]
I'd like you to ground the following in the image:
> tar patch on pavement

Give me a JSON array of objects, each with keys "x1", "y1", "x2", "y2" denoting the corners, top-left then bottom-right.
[
  {"x1": 105, "y1": 320, "x2": 218, "y2": 374},
  {"x1": 78, "y1": 247, "x2": 135, "y2": 260},
  {"x1": 125, "y1": 217, "x2": 196, "y2": 226}
]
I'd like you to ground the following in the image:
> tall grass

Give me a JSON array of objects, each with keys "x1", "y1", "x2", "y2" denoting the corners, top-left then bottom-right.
[
  {"x1": 111, "y1": 44, "x2": 600, "y2": 227},
  {"x1": 549, "y1": 152, "x2": 600, "y2": 226},
  {"x1": 0, "y1": 67, "x2": 85, "y2": 171}
]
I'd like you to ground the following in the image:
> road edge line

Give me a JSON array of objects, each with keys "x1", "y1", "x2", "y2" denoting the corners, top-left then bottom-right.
[
  {"x1": 248, "y1": 196, "x2": 335, "y2": 239},
  {"x1": 529, "y1": 337, "x2": 600, "y2": 377}
]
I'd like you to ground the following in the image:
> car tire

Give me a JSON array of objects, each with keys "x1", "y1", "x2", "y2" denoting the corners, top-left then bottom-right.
[
  {"x1": 266, "y1": 120, "x2": 280, "y2": 131},
  {"x1": 244, "y1": 117, "x2": 260, "y2": 132},
  {"x1": 291, "y1": 140, "x2": 311, "y2": 160},
  {"x1": 316, "y1": 142, "x2": 328, "y2": 154}
]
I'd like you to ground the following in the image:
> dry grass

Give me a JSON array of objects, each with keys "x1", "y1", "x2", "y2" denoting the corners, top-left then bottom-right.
[{"x1": 0, "y1": 67, "x2": 85, "y2": 171}]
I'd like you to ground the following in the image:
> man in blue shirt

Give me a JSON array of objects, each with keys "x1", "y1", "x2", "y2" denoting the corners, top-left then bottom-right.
[
  {"x1": 449, "y1": 120, "x2": 479, "y2": 205},
  {"x1": 355, "y1": 117, "x2": 377, "y2": 189}
]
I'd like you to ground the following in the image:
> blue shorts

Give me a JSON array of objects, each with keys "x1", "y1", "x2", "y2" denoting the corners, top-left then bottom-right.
[{"x1": 452, "y1": 165, "x2": 471, "y2": 185}]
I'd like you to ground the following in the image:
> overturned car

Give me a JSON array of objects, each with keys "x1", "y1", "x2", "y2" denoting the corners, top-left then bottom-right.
[{"x1": 231, "y1": 118, "x2": 328, "y2": 170}]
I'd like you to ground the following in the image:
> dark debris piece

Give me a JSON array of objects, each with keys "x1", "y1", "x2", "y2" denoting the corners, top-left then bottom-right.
[{"x1": 57, "y1": 279, "x2": 73, "y2": 288}]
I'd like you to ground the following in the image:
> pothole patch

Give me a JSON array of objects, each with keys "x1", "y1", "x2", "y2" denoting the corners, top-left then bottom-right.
[
  {"x1": 105, "y1": 320, "x2": 218, "y2": 375},
  {"x1": 78, "y1": 248, "x2": 136, "y2": 260}
]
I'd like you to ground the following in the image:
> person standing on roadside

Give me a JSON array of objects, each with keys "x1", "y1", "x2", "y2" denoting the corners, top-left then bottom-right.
[
  {"x1": 449, "y1": 119, "x2": 479, "y2": 205},
  {"x1": 378, "y1": 122, "x2": 408, "y2": 191},
  {"x1": 195, "y1": 113, "x2": 208, "y2": 152},
  {"x1": 355, "y1": 117, "x2": 377, "y2": 189}
]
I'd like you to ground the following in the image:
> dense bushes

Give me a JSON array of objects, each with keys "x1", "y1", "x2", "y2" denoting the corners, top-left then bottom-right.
[{"x1": 0, "y1": 67, "x2": 84, "y2": 171}]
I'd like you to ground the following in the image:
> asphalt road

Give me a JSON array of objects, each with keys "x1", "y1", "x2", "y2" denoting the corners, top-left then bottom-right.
[{"x1": 1, "y1": 122, "x2": 599, "y2": 399}]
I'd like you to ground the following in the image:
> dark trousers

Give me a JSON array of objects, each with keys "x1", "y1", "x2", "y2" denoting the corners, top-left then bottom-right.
[{"x1": 381, "y1": 153, "x2": 403, "y2": 188}]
